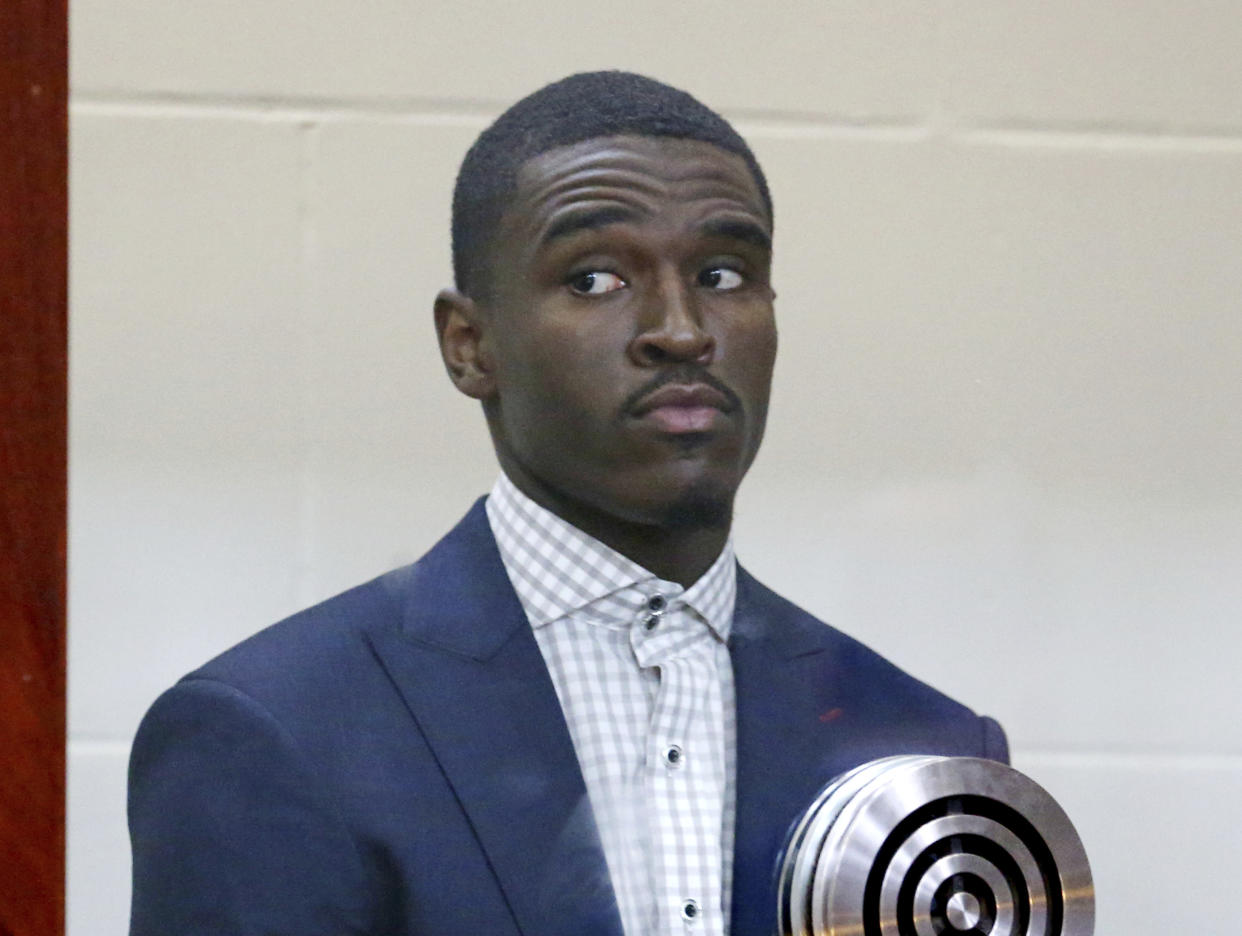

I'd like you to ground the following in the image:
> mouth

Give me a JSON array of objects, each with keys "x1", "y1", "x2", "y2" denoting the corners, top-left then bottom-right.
[{"x1": 629, "y1": 382, "x2": 735, "y2": 434}]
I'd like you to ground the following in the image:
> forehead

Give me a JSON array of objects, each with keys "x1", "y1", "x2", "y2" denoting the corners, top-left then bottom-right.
[{"x1": 503, "y1": 135, "x2": 770, "y2": 238}]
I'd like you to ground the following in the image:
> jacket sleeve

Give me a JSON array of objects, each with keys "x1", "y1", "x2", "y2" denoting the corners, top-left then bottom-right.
[
  {"x1": 128, "y1": 677, "x2": 375, "y2": 936},
  {"x1": 980, "y1": 714, "x2": 1010, "y2": 764}
]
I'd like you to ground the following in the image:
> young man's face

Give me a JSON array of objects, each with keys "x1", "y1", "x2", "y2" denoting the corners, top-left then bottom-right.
[{"x1": 473, "y1": 134, "x2": 777, "y2": 533}]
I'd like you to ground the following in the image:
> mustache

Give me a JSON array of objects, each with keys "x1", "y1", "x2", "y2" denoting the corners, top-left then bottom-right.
[{"x1": 621, "y1": 365, "x2": 742, "y2": 415}]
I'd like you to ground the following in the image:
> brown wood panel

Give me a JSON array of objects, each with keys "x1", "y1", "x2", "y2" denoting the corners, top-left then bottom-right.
[{"x1": 0, "y1": 0, "x2": 69, "y2": 933}]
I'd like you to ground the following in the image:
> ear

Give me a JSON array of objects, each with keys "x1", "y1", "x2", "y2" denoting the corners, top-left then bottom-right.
[{"x1": 434, "y1": 288, "x2": 496, "y2": 400}]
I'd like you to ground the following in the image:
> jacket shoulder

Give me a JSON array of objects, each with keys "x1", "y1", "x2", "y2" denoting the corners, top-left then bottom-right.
[
  {"x1": 185, "y1": 497, "x2": 498, "y2": 701},
  {"x1": 188, "y1": 563, "x2": 410, "y2": 696},
  {"x1": 736, "y1": 567, "x2": 1009, "y2": 762}
]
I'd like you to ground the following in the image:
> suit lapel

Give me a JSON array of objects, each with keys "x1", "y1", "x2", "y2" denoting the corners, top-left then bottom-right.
[
  {"x1": 729, "y1": 568, "x2": 843, "y2": 936},
  {"x1": 366, "y1": 501, "x2": 624, "y2": 936}
]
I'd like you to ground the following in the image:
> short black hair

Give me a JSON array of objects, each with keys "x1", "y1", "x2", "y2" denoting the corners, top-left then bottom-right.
[{"x1": 451, "y1": 70, "x2": 772, "y2": 300}]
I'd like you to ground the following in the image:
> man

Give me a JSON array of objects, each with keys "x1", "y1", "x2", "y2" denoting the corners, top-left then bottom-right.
[{"x1": 128, "y1": 71, "x2": 1007, "y2": 936}]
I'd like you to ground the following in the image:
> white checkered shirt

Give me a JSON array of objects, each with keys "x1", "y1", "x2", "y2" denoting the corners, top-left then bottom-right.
[{"x1": 486, "y1": 473, "x2": 737, "y2": 936}]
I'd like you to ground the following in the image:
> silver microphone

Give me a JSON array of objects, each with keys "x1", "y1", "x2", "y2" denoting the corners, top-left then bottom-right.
[{"x1": 777, "y1": 756, "x2": 1094, "y2": 936}]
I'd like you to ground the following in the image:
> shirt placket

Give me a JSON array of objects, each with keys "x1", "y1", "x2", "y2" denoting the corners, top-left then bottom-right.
[{"x1": 639, "y1": 600, "x2": 726, "y2": 936}]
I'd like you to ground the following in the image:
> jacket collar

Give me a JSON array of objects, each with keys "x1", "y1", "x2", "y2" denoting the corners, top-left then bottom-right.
[
  {"x1": 728, "y1": 568, "x2": 838, "y2": 936},
  {"x1": 366, "y1": 499, "x2": 625, "y2": 936}
]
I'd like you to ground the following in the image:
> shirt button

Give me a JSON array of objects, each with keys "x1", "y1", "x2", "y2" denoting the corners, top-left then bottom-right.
[
  {"x1": 643, "y1": 613, "x2": 661, "y2": 631},
  {"x1": 663, "y1": 744, "x2": 683, "y2": 768},
  {"x1": 647, "y1": 593, "x2": 666, "y2": 612},
  {"x1": 681, "y1": 898, "x2": 700, "y2": 923}
]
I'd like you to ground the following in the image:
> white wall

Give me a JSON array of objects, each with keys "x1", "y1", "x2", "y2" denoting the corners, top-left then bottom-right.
[{"x1": 69, "y1": 3, "x2": 1242, "y2": 933}]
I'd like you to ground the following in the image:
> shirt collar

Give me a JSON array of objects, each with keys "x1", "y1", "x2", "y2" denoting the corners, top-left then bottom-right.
[{"x1": 485, "y1": 472, "x2": 735, "y2": 641}]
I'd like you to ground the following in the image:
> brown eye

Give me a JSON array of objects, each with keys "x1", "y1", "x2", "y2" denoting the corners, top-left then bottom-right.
[
  {"x1": 699, "y1": 267, "x2": 744, "y2": 290},
  {"x1": 568, "y1": 271, "x2": 626, "y2": 295}
]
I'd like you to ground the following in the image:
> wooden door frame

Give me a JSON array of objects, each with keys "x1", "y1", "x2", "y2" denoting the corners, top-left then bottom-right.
[{"x1": 1, "y1": 0, "x2": 69, "y2": 933}]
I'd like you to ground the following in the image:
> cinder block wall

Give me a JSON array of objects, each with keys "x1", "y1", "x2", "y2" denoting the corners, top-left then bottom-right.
[{"x1": 69, "y1": 3, "x2": 1242, "y2": 933}]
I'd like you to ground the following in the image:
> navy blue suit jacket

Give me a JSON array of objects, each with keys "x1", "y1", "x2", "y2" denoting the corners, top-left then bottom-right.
[{"x1": 129, "y1": 499, "x2": 1008, "y2": 935}]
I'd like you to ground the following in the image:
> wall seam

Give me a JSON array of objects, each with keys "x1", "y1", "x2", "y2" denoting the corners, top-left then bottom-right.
[{"x1": 295, "y1": 120, "x2": 322, "y2": 609}]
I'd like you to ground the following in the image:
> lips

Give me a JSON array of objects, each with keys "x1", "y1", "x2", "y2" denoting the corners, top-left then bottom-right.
[{"x1": 630, "y1": 383, "x2": 733, "y2": 433}]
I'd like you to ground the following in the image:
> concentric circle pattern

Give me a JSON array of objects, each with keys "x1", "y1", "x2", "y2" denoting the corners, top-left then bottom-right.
[{"x1": 777, "y1": 756, "x2": 1093, "y2": 936}]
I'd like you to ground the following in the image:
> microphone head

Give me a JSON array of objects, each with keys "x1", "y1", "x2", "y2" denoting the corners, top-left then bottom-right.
[{"x1": 777, "y1": 755, "x2": 1094, "y2": 936}]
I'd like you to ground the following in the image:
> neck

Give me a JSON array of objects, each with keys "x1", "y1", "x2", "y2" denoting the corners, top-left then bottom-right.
[{"x1": 498, "y1": 461, "x2": 732, "y2": 589}]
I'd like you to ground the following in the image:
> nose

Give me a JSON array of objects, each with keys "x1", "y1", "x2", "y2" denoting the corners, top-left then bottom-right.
[{"x1": 628, "y1": 270, "x2": 715, "y2": 367}]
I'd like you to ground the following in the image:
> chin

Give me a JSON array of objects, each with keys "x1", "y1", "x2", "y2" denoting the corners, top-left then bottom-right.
[{"x1": 657, "y1": 479, "x2": 734, "y2": 530}]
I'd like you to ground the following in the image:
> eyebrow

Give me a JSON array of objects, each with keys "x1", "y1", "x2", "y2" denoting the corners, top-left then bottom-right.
[
  {"x1": 699, "y1": 217, "x2": 772, "y2": 251},
  {"x1": 540, "y1": 206, "x2": 640, "y2": 247}
]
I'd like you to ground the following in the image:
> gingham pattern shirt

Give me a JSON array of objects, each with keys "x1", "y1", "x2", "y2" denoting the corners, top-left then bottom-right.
[{"x1": 487, "y1": 473, "x2": 737, "y2": 936}]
